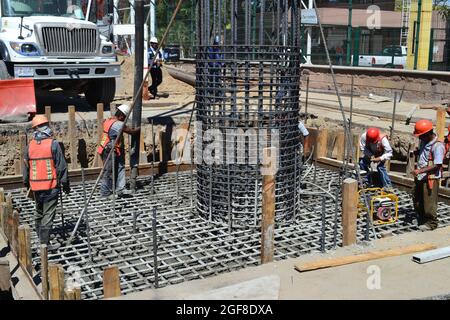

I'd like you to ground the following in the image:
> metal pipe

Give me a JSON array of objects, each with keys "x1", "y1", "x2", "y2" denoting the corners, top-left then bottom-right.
[
  {"x1": 321, "y1": 196, "x2": 326, "y2": 252},
  {"x1": 152, "y1": 207, "x2": 158, "y2": 288}
]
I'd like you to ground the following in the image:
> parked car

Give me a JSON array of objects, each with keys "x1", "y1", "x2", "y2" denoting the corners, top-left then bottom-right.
[{"x1": 355, "y1": 45, "x2": 407, "y2": 69}]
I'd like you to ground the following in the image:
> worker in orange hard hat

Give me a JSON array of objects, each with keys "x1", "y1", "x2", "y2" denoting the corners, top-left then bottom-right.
[
  {"x1": 23, "y1": 115, "x2": 70, "y2": 250},
  {"x1": 359, "y1": 127, "x2": 393, "y2": 190},
  {"x1": 411, "y1": 119, "x2": 445, "y2": 231},
  {"x1": 98, "y1": 104, "x2": 140, "y2": 198}
]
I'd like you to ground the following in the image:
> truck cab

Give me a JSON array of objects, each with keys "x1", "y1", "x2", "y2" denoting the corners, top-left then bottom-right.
[{"x1": 0, "y1": 0, "x2": 120, "y2": 107}]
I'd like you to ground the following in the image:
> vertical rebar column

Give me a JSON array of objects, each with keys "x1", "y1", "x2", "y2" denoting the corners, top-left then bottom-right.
[{"x1": 195, "y1": 0, "x2": 302, "y2": 227}]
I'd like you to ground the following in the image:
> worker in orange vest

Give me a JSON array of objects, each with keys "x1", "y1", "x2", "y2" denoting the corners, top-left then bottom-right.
[
  {"x1": 411, "y1": 119, "x2": 445, "y2": 231},
  {"x1": 359, "y1": 127, "x2": 393, "y2": 190},
  {"x1": 98, "y1": 104, "x2": 140, "y2": 198},
  {"x1": 23, "y1": 115, "x2": 70, "y2": 249}
]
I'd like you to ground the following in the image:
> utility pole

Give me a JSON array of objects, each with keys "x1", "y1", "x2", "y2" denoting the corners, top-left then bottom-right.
[
  {"x1": 413, "y1": 0, "x2": 422, "y2": 70},
  {"x1": 113, "y1": 0, "x2": 119, "y2": 43},
  {"x1": 130, "y1": 0, "x2": 136, "y2": 54},
  {"x1": 150, "y1": 0, "x2": 156, "y2": 37},
  {"x1": 130, "y1": 0, "x2": 144, "y2": 191},
  {"x1": 346, "y1": 0, "x2": 352, "y2": 66},
  {"x1": 306, "y1": 0, "x2": 313, "y2": 64}
]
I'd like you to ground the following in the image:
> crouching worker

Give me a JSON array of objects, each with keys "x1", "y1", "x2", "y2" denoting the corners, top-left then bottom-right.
[
  {"x1": 411, "y1": 120, "x2": 445, "y2": 231},
  {"x1": 359, "y1": 127, "x2": 393, "y2": 190},
  {"x1": 98, "y1": 104, "x2": 140, "y2": 198},
  {"x1": 23, "y1": 115, "x2": 70, "y2": 250}
]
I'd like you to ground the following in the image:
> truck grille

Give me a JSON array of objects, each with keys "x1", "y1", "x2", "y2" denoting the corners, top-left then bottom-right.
[{"x1": 40, "y1": 26, "x2": 98, "y2": 55}]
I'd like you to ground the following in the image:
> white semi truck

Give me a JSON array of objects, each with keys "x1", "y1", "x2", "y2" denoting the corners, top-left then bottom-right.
[{"x1": 0, "y1": 0, "x2": 119, "y2": 107}]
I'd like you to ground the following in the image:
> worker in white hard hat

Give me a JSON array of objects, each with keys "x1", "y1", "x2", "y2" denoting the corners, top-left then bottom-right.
[
  {"x1": 97, "y1": 104, "x2": 140, "y2": 198},
  {"x1": 148, "y1": 36, "x2": 164, "y2": 99}
]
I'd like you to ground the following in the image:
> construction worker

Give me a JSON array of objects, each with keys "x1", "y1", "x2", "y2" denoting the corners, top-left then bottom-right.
[
  {"x1": 359, "y1": 127, "x2": 393, "y2": 189},
  {"x1": 148, "y1": 37, "x2": 164, "y2": 99},
  {"x1": 98, "y1": 104, "x2": 140, "y2": 198},
  {"x1": 411, "y1": 119, "x2": 445, "y2": 231},
  {"x1": 23, "y1": 115, "x2": 70, "y2": 250}
]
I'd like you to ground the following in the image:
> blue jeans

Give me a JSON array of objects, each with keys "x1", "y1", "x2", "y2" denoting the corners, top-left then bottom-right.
[
  {"x1": 359, "y1": 157, "x2": 392, "y2": 189},
  {"x1": 100, "y1": 149, "x2": 126, "y2": 196}
]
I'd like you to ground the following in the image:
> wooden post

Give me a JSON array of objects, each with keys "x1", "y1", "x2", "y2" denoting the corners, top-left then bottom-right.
[
  {"x1": 64, "y1": 288, "x2": 76, "y2": 300},
  {"x1": 0, "y1": 258, "x2": 11, "y2": 297},
  {"x1": 45, "y1": 106, "x2": 52, "y2": 123},
  {"x1": 406, "y1": 142, "x2": 416, "y2": 178},
  {"x1": 74, "y1": 287, "x2": 82, "y2": 300},
  {"x1": 92, "y1": 103, "x2": 104, "y2": 168},
  {"x1": 103, "y1": 265, "x2": 121, "y2": 298},
  {"x1": 436, "y1": 108, "x2": 446, "y2": 141},
  {"x1": 48, "y1": 264, "x2": 65, "y2": 300},
  {"x1": 4, "y1": 195, "x2": 12, "y2": 241},
  {"x1": 0, "y1": 204, "x2": 7, "y2": 236},
  {"x1": 261, "y1": 147, "x2": 276, "y2": 264},
  {"x1": 335, "y1": 131, "x2": 345, "y2": 161},
  {"x1": 0, "y1": 188, "x2": 4, "y2": 203},
  {"x1": 315, "y1": 129, "x2": 328, "y2": 159},
  {"x1": 342, "y1": 178, "x2": 358, "y2": 246},
  {"x1": 40, "y1": 244, "x2": 49, "y2": 300},
  {"x1": 14, "y1": 160, "x2": 21, "y2": 175},
  {"x1": 18, "y1": 225, "x2": 32, "y2": 275},
  {"x1": 9, "y1": 209, "x2": 19, "y2": 255},
  {"x1": 159, "y1": 131, "x2": 166, "y2": 162},
  {"x1": 352, "y1": 133, "x2": 360, "y2": 163},
  {"x1": 68, "y1": 105, "x2": 78, "y2": 169},
  {"x1": 140, "y1": 129, "x2": 147, "y2": 163}
]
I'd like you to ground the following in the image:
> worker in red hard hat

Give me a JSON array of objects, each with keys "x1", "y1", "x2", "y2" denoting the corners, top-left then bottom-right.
[
  {"x1": 23, "y1": 115, "x2": 70, "y2": 250},
  {"x1": 98, "y1": 104, "x2": 140, "y2": 198},
  {"x1": 411, "y1": 119, "x2": 445, "y2": 231},
  {"x1": 359, "y1": 127, "x2": 393, "y2": 190}
]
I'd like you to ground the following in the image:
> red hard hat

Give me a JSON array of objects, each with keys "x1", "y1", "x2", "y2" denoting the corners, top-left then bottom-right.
[
  {"x1": 31, "y1": 115, "x2": 49, "y2": 128},
  {"x1": 366, "y1": 127, "x2": 380, "y2": 142},
  {"x1": 414, "y1": 119, "x2": 433, "y2": 137}
]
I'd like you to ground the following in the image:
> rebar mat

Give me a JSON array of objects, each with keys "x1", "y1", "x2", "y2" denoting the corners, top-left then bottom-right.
[{"x1": 8, "y1": 166, "x2": 450, "y2": 299}]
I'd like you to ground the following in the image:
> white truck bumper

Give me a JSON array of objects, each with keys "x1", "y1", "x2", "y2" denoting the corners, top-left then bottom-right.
[{"x1": 13, "y1": 62, "x2": 121, "y2": 80}]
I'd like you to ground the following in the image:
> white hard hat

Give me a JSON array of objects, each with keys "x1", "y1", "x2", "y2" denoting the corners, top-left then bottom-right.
[
  {"x1": 117, "y1": 104, "x2": 131, "y2": 116},
  {"x1": 150, "y1": 36, "x2": 158, "y2": 43}
]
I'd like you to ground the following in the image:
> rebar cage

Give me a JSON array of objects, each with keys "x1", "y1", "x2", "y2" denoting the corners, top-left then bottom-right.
[{"x1": 195, "y1": 0, "x2": 302, "y2": 227}]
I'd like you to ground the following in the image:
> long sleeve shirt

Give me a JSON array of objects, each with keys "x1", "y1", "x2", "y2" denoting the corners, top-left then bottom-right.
[{"x1": 359, "y1": 133, "x2": 393, "y2": 162}]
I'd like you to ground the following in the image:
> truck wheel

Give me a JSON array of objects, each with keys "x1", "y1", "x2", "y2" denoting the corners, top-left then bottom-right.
[
  {"x1": 85, "y1": 78, "x2": 116, "y2": 107},
  {"x1": 0, "y1": 60, "x2": 12, "y2": 80}
]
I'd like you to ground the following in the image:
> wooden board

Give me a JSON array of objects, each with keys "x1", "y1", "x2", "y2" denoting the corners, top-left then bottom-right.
[{"x1": 295, "y1": 243, "x2": 437, "y2": 272}]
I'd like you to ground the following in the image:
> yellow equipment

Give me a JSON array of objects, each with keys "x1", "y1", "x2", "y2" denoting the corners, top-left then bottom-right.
[{"x1": 358, "y1": 188, "x2": 399, "y2": 225}]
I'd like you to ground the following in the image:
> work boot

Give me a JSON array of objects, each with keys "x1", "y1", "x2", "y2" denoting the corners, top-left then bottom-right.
[
  {"x1": 117, "y1": 190, "x2": 133, "y2": 198},
  {"x1": 418, "y1": 224, "x2": 434, "y2": 232},
  {"x1": 39, "y1": 228, "x2": 51, "y2": 246}
]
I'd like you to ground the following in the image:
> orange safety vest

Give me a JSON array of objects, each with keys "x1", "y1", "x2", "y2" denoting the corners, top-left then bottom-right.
[
  {"x1": 97, "y1": 117, "x2": 123, "y2": 155},
  {"x1": 28, "y1": 139, "x2": 57, "y2": 191},
  {"x1": 366, "y1": 134, "x2": 387, "y2": 157},
  {"x1": 426, "y1": 140, "x2": 444, "y2": 189}
]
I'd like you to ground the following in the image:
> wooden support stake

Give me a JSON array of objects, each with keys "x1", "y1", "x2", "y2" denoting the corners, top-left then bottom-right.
[
  {"x1": 92, "y1": 104, "x2": 104, "y2": 168},
  {"x1": 48, "y1": 264, "x2": 65, "y2": 300},
  {"x1": 315, "y1": 129, "x2": 328, "y2": 159},
  {"x1": 261, "y1": 147, "x2": 276, "y2": 264},
  {"x1": 140, "y1": 129, "x2": 147, "y2": 163},
  {"x1": 0, "y1": 187, "x2": 4, "y2": 203},
  {"x1": 0, "y1": 258, "x2": 11, "y2": 293},
  {"x1": 45, "y1": 106, "x2": 52, "y2": 123},
  {"x1": 295, "y1": 243, "x2": 436, "y2": 272},
  {"x1": 40, "y1": 244, "x2": 49, "y2": 300},
  {"x1": 68, "y1": 105, "x2": 78, "y2": 170},
  {"x1": 342, "y1": 178, "x2": 358, "y2": 246},
  {"x1": 64, "y1": 288, "x2": 76, "y2": 300},
  {"x1": 103, "y1": 265, "x2": 121, "y2": 298},
  {"x1": 436, "y1": 108, "x2": 446, "y2": 141},
  {"x1": 14, "y1": 160, "x2": 21, "y2": 175},
  {"x1": 9, "y1": 209, "x2": 19, "y2": 255},
  {"x1": 4, "y1": 195, "x2": 12, "y2": 241},
  {"x1": 0, "y1": 204, "x2": 7, "y2": 236},
  {"x1": 406, "y1": 142, "x2": 416, "y2": 179},
  {"x1": 18, "y1": 225, "x2": 32, "y2": 275},
  {"x1": 74, "y1": 287, "x2": 81, "y2": 300},
  {"x1": 335, "y1": 131, "x2": 345, "y2": 161},
  {"x1": 159, "y1": 131, "x2": 166, "y2": 162},
  {"x1": 352, "y1": 133, "x2": 360, "y2": 163}
]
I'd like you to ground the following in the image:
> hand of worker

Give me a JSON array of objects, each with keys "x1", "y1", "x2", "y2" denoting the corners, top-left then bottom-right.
[
  {"x1": 411, "y1": 169, "x2": 420, "y2": 177},
  {"x1": 63, "y1": 183, "x2": 71, "y2": 195},
  {"x1": 370, "y1": 156, "x2": 381, "y2": 163}
]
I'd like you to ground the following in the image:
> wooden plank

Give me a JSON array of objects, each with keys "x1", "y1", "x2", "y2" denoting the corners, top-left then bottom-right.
[
  {"x1": 103, "y1": 265, "x2": 121, "y2": 298},
  {"x1": 14, "y1": 160, "x2": 21, "y2": 175},
  {"x1": 315, "y1": 129, "x2": 328, "y2": 160},
  {"x1": 48, "y1": 264, "x2": 65, "y2": 300},
  {"x1": 9, "y1": 209, "x2": 19, "y2": 255},
  {"x1": 303, "y1": 127, "x2": 317, "y2": 156},
  {"x1": 4, "y1": 195, "x2": 12, "y2": 241},
  {"x1": 261, "y1": 147, "x2": 276, "y2": 264},
  {"x1": 352, "y1": 133, "x2": 360, "y2": 163},
  {"x1": 45, "y1": 106, "x2": 52, "y2": 123},
  {"x1": 0, "y1": 187, "x2": 4, "y2": 202},
  {"x1": 68, "y1": 105, "x2": 78, "y2": 170},
  {"x1": 436, "y1": 108, "x2": 446, "y2": 141},
  {"x1": 159, "y1": 131, "x2": 166, "y2": 162},
  {"x1": 18, "y1": 225, "x2": 32, "y2": 275},
  {"x1": 19, "y1": 134, "x2": 27, "y2": 175},
  {"x1": 0, "y1": 258, "x2": 11, "y2": 293},
  {"x1": 140, "y1": 129, "x2": 147, "y2": 163},
  {"x1": 295, "y1": 243, "x2": 437, "y2": 272},
  {"x1": 40, "y1": 244, "x2": 49, "y2": 300},
  {"x1": 92, "y1": 103, "x2": 104, "y2": 168},
  {"x1": 74, "y1": 287, "x2": 82, "y2": 300},
  {"x1": 0, "y1": 204, "x2": 7, "y2": 236},
  {"x1": 406, "y1": 142, "x2": 416, "y2": 179},
  {"x1": 342, "y1": 178, "x2": 358, "y2": 246},
  {"x1": 335, "y1": 131, "x2": 345, "y2": 161},
  {"x1": 64, "y1": 288, "x2": 76, "y2": 300}
]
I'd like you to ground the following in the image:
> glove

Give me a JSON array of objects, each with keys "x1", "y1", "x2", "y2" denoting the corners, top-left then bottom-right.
[{"x1": 63, "y1": 183, "x2": 71, "y2": 195}]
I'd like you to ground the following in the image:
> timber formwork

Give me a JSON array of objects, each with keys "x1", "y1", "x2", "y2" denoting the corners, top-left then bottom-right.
[{"x1": 7, "y1": 165, "x2": 450, "y2": 300}]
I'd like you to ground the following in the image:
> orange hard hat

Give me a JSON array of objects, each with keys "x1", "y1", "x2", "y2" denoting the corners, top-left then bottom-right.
[
  {"x1": 414, "y1": 119, "x2": 433, "y2": 137},
  {"x1": 366, "y1": 127, "x2": 380, "y2": 142},
  {"x1": 31, "y1": 115, "x2": 49, "y2": 128}
]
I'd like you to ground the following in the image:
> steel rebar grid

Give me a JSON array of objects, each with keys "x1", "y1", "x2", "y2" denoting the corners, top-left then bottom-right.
[
  {"x1": 195, "y1": 0, "x2": 302, "y2": 227},
  {"x1": 8, "y1": 166, "x2": 450, "y2": 300}
]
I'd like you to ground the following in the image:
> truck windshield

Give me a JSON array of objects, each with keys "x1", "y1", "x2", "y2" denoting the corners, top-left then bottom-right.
[{"x1": 1, "y1": 0, "x2": 87, "y2": 19}]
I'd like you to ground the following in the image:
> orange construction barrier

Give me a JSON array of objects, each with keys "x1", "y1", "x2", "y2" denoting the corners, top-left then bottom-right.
[{"x1": 0, "y1": 78, "x2": 36, "y2": 122}]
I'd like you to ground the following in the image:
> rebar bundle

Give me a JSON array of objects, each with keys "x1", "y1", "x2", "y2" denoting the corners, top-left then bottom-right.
[{"x1": 195, "y1": 0, "x2": 302, "y2": 227}]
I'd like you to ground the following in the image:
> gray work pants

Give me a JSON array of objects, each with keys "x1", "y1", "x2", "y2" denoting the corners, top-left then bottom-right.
[{"x1": 100, "y1": 149, "x2": 126, "y2": 197}]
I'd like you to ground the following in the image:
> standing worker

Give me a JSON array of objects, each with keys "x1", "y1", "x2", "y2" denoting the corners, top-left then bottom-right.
[
  {"x1": 148, "y1": 37, "x2": 164, "y2": 99},
  {"x1": 98, "y1": 104, "x2": 140, "y2": 198},
  {"x1": 411, "y1": 119, "x2": 445, "y2": 231},
  {"x1": 359, "y1": 127, "x2": 393, "y2": 190},
  {"x1": 23, "y1": 115, "x2": 70, "y2": 250}
]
